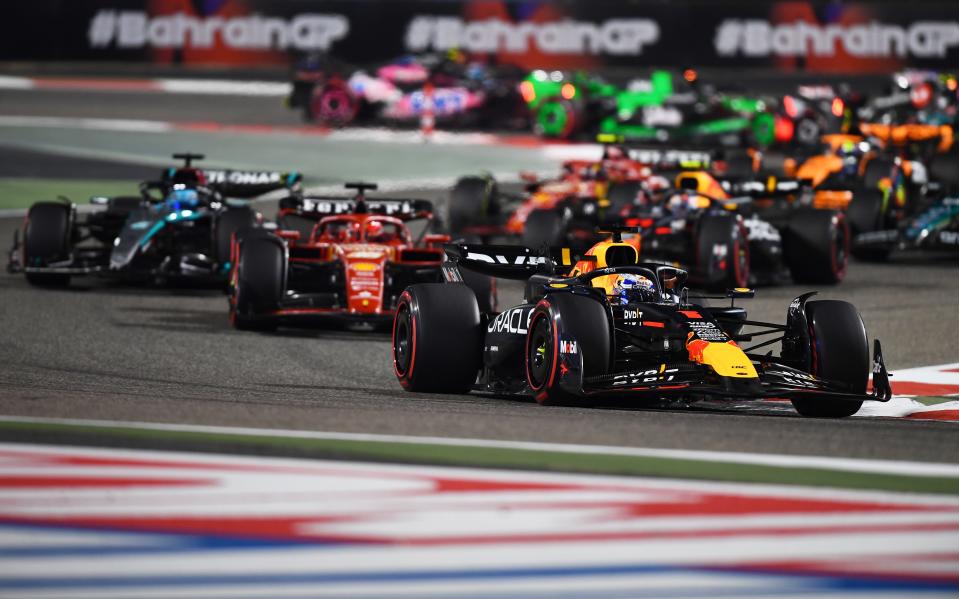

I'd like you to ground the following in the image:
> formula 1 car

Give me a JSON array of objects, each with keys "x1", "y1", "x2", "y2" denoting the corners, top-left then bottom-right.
[
  {"x1": 851, "y1": 154, "x2": 959, "y2": 258},
  {"x1": 391, "y1": 240, "x2": 891, "y2": 417},
  {"x1": 228, "y1": 182, "x2": 494, "y2": 331},
  {"x1": 288, "y1": 53, "x2": 526, "y2": 129},
  {"x1": 449, "y1": 146, "x2": 848, "y2": 289},
  {"x1": 7, "y1": 154, "x2": 301, "y2": 287},
  {"x1": 521, "y1": 69, "x2": 775, "y2": 147}
]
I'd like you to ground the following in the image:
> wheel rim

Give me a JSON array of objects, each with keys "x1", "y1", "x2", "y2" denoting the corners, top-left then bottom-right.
[
  {"x1": 393, "y1": 305, "x2": 413, "y2": 377},
  {"x1": 526, "y1": 314, "x2": 553, "y2": 389},
  {"x1": 537, "y1": 101, "x2": 572, "y2": 138},
  {"x1": 312, "y1": 88, "x2": 354, "y2": 125}
]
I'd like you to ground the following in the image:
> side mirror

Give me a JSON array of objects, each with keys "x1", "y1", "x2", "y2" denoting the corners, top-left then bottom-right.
[
  {"x1": 89, "y1": 196, "x2": 109, "y2": 205},
  {"x1": 276, "y1": 229, "x2": 301, "y2": 242}
]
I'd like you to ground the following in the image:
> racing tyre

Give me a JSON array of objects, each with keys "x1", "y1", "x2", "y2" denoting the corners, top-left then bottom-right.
[
  {"x1": 534, "y1": 97, "x2": 580, "y2": 139},
  {"x1": 862, "y1": 157, "x2": 894, "y2": 191},
  {"x1": 783, "y1": 209, "x2": 849, "y2": 284},
  {"x1": 392, "y1": 283, "x2": 482, "y2": 393},
  {"x1": 214, "y1": 207, "x2": 257, "y2": 266},
  {"x1": 846, "y1": 189, "x2": 892, "y2": 261},
  {"x1": 526, "y1": 293, "x2": 610, "y2": 406},
  {"x1": 448, "y1": 176, "x2": 498, "y2": 237},
  {"x1": 232, "y1": 235, "x2": 285, "y2": 332},
  {"x1": 696, "y1": 215, "x2": 749, "y2": 291},
  {"x1": 929, "y1": 153, "x2": 959, "y2": 192},
  {"x1": 23, "y1": 202, "x2": 72, "y2": 287},
  {"x1": 522, "y1": 209, "x2": 566, "y2": 249},
  {"x1": 791, "y1": 300, "x2": 868, "y2": 418},
  {"x1": 307, "y1": 83, "x2": 358, "y2": 126},
  {"x1": 605, "y1": 182, "x2": 642, "y2": 219},
  {"x1": 794, "y1": 117, "x2": 822, "y2": 148}
]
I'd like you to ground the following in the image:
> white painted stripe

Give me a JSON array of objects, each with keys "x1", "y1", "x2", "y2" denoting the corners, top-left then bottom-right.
[
  {"x1": 0, "y1": 115, "x2": 171, "y2": 133},
  {"x1": 0, "y1": 76, "x2": 34, "y2": 90},
  {"x1": 156, "y1": 79, "x2": 291, "y2": 96},
  {"x1": 2, "y1": 414, "x2": 957, "y2": 479}
]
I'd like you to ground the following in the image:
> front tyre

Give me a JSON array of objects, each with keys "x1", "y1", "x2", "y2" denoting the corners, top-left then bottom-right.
[
  {"x1": 790, "y1": 300, "x2": 868, "y2": 418},
  {"x1": 232, "y1": 234, "x2": 285, "y2": 331},
  {"x1": 393, "y1": 283, "x2": 483, "y2": 393},
  {"x1": 526, "y1": 293, "x2": 610, "y2": 406},
  {"x1": 23, "y1": 202, "x2": 73, "y2": 287},
  {"x1": 783, "y1": 209, "x2": 849, "y2": 284}
]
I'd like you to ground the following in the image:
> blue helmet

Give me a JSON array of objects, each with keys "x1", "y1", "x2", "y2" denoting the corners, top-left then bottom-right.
[{"x1": 612, "y1": 274, "x2": 657, "y2": 304}]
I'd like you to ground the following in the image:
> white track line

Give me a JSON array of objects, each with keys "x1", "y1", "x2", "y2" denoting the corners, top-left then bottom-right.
[{"x1": 2, "y1": 415, "x2": 958, "y2": 478}]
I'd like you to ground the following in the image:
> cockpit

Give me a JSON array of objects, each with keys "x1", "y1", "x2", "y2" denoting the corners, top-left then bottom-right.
[{"x1": 313, "y1": 216, "x2": 411, "y2": 245}]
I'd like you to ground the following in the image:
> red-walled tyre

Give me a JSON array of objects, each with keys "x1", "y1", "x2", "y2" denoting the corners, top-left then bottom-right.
[
  {"x1": 696, "y1": 214, "x2": 749, "y2": 291},
  {"x1": 525, "y1": 293, "x2": 610, "y2": 406},
  {"x1": 784, "y1": 209, "x2": 849, "y2": 284},
  {"x1": 393, "y1": 283, "x2": 483, "y2": 393}
]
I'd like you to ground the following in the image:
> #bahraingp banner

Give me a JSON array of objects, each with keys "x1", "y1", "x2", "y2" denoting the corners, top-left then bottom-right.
[{"x1": 2, "y1": 0, "x2": 959, "y2": 72}]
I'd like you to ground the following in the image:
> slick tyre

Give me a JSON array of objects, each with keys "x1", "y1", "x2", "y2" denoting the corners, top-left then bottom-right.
[
  {"x1": 393, "y1": 283, "x2": 483, "y2": 393},
  {"x1": 791, "y1": 300, "x2": 868, "y2": 418},
  {"x1": 448, "y1": 176, "x2": 498, "y2": 237},
  {"x1": 522, "y1": 209, "x2": 566, "y2": 249},
  {"x1": 308, "y1": 84, "x2": 358, "y2": 126},
  {"x1": 214, "y1": 206, "x2": 257, "y2": 265},
  {"x1": 526, "y1": 293, "x2": 610, "y2": 406},
  {"x1": 232, "y1": 235, "x2": 285, "y2": 332},
  {"x1": 696, "y1": 215, "x2": 749, "y2": 291},
  {"x1": 23, "y1": 202, "x2": 72, "y2": 287},
  {"x1": 534, "y1": 97, "x2": 580, "y2": 139},
  {"x1": 783, "y1": 209, "x2": 849, "y2": 284},
  {"x1": 846, "y1": 189, "x2": 891, "y2": 261}
]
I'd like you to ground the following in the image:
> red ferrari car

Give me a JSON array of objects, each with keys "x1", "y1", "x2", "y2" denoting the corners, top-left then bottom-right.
[{"x1": 229, "y1": 183, "x2": 492, "y2": 330}]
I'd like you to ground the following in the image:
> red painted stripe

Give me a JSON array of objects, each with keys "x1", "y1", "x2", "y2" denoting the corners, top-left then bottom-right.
[
  {"x1": 890, "y1": 381, "x2": 959, "y2": 396},
  {"x1": 0, "y1": 476, "x2": 206, "y2": 489},
  {"x1": 906, "y1": 409, "x2": 959, "y2": 421}
]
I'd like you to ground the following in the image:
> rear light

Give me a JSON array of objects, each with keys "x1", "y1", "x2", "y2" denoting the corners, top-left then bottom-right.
[
  {"x1": 831, "y1": 97, "x2": 844, "y2": 117},
  {"x1": 683, "y1": 69, "x2": 697, "y2": 83},
  {"x1": 783, "y1": 95, "x2": 799, "y2": 118},
  {"x1": 774, "y1": 115, "x2": 794, "y2": 143},
  {"x1": 561, "y1": 83, "x2": 576, "y2": 100},
  {"x1": 520, "y1": 81, "x2": 536, "y2": 103}
]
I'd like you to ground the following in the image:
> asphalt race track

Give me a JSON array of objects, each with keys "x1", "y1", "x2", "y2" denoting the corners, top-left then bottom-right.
[{"x1": 1, "y1": 88, "x2": 958, "y2": 464}]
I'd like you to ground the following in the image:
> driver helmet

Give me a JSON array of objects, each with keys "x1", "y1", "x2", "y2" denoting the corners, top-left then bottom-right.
[
  {"x1": 367, "y1": 220, "x2": 395, "y2": 242},
  {"x1": 335, "y1": 221, "x2": 362, "y2": 242},
  {"x1": 837, "y1": 140, "x2": 862, "y2": 177},
  {"x1": 167, "y1": 185, "x2": 200, "y2": 208},
  {"x1": 612, "y1": 273, "x2": 657, "y2": 304}
]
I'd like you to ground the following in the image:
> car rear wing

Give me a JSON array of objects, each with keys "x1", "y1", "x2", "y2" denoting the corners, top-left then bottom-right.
[
  {"x1": 200, "y1": 170, "x2": 303, "y2": 198},
  {"x1": 285, "y1": 196, "x2": 435, "y2": 220},
  {"x1": 442, "y1": 242, "x2": 597, "y2": 280},
  {"x1": 724, "y1": 176, "x2": 810, "y2": 198}
]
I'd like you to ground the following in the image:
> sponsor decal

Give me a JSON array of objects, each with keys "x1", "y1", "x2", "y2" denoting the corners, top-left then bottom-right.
[
  {"x1": 743, "y1": 216, "x2": 781, "y2": 242},
  {"x1": 626, "y1": 148, "x2": 712, "y2": 167},
  {"x1": 688, "y1": 320, "x2": 728, "y2": 342},
  {"x1": 641, "y1": 105, "x2": 683, "y2": 127},
  {"x1": 405, "y1": 16, "x2": 659, "y2": 55},
  {"x1": 559, "y1": 340, "x2": 578, "y2": 354},
  {"x1": 204, "y1": 170, "x2": 282, "y2": 185},
  {"x1": 299, "y1": 199, "x2": 416, "y2": 216},
  {"x1": 88, "y1": 10, "x2": 348, "y2": 51},
  {"x1": 487, "y1": 306, "x2": 533, "y2": 334},
  {"x1": 856, "y1": 229, "x2": 899, "y2": 243},
  {"x1": 623, "y1": 309, "x2": 642, "y2": 321},
  {"x1": 467, "y1": 252, "x2": 548, "y2": 266},
  {"x1": 612, "y1": 365, "x2": 680, "y2": 386},
  {"x1": 715, "y1": 19, "x2": 959, "y2": 59},
  {"x1": 939, "y1": 230, "x2": 959, "y2": 245}
]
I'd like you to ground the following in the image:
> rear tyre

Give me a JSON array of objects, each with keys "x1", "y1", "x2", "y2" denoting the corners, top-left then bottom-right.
[
  {"x1": 448, "y1": 176, "x2": 498, "y2": 237},
  {"x1": 526, "y1": 293, "x2": 610, "y2": 406},
  {"x1": 696, "y1": 215, "x2": 749, "y2": 291},
  {"x1": 392, "y1": 283, "x2": 483, "y2": 393},
  {"x1": 929, "y1": 153, "x2": 959, "y2": 192},
  {"x1": 23, "y1": 202, "x2": 72, "y2": 287},
  {"x1": 846, "y1": 189, "x2": 891, "y2": 261},
  {"x1": 522, "y1": 209, "x2": 566, "y2": 249},
  {"x1": 307, "y1": 84, "x2": 358, "y2": 126},
  {"x1": 790, "y1": 300, "x2": 868, "y2": 418},
  {"x1": 232, "y1": 235, "x2": 285, "y2": 332},
  {"x1": 214, "y1": 207, "x2": 257, "y2": 266},
  {"x1": 783, "y1": 209, "x2": 848, "y2": 284},
  {"x1": 534, "y1": 97, "x2": 580, "y2": 139}
]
